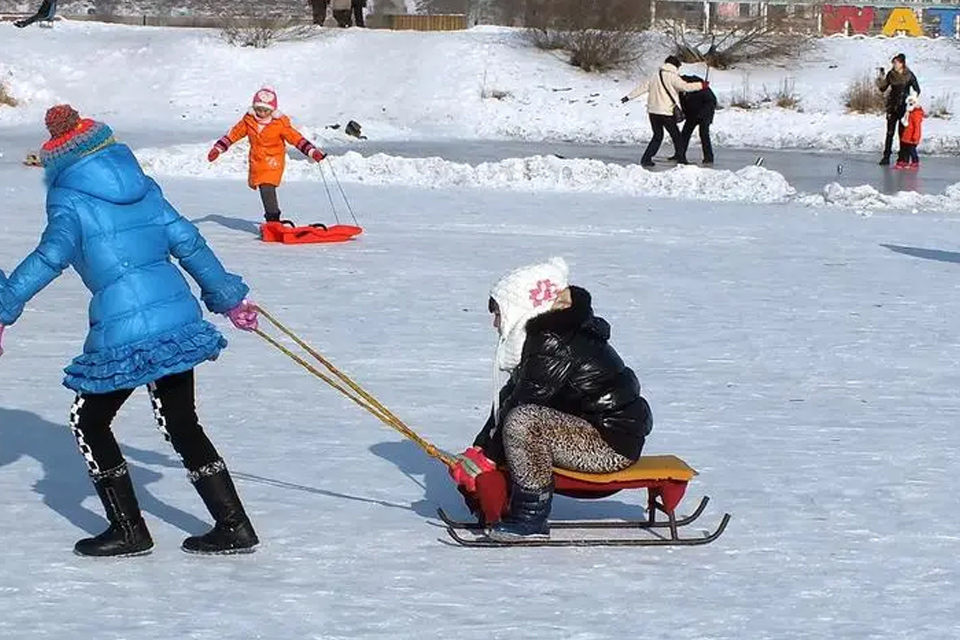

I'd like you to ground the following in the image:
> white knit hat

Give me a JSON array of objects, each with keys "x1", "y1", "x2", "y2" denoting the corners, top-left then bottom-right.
[{"x1": 490, "y1": 256, "x2": 570, "y2": 372}]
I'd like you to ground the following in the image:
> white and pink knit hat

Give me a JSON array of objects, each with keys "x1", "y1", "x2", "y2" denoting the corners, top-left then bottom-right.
[
  {"x1": 490, "y1": 256, "x2": 569, "y2": 372},
  {"x1": 252, "y1": 86, "x2": 278, "y2": 111}
]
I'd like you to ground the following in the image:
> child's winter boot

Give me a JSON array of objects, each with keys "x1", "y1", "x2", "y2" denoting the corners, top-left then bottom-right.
[
  {"x1": 74, "y1": 463, "x2": 154, "y2": 557},
  {"x1": 182, "y1": 461, "x2": 259, "y2": 554},
  {"x1": 487, "y1": 482, "x2": 553, "y2": 542}
]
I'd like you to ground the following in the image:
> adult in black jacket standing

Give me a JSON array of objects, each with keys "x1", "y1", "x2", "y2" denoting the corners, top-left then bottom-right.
[
  {"x1": 451, "y1": 257, "x2": 653, "y2": 541},
  {"x1": 671, "y1": 74, "x2": 717, "y2": 165},
  {"x1": 876, "y1": 53, "x2": 921, "y2": 166}
]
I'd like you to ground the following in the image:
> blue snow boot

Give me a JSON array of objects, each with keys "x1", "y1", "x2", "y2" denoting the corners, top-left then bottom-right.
[{"x1": 487, "y1": 482, "x2": 553, "y2": 542}]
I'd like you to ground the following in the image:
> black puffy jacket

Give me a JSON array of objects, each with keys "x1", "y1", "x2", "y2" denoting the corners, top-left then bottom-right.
[
  {"x1": 473, "y1": 286, "x2": 652, "y2": 464},
  {"x1": 679, "y1": 74, "x2": 717, "y2": 125}
]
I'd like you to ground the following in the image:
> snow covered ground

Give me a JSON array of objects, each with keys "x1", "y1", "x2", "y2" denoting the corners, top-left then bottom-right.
[
  {"x1": 1, "y1": 20, "x2": 960, "y2": 637},
  {"x1": 2, "y1": 154, "x2": 960, "y2": 638},
  {"x1": 1, "y1": 21, "x2": 960, "y2": 153}
]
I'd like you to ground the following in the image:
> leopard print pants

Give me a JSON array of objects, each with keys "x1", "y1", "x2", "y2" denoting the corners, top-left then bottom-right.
[{"x1": 501, "y1": 404, "x2": 633, "y2": 490}]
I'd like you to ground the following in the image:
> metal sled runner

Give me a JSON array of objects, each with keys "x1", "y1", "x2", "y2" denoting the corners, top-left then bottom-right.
[{"x1": 440, "y1": 455, "x2": 731, "y2": 548}]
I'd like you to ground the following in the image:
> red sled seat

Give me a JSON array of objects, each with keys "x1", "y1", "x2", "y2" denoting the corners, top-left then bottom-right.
[
  {"x1": 465, "y1": 454, "x2": 698, "y2": 525},
  {"x1": 260, "y1": 221, "x2": 363, "y2": 244}
]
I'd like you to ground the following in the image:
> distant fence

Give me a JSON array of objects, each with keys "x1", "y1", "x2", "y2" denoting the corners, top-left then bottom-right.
[
  {"x1": 0, "y1": 11, "x2": 466, "y2": 30},
  {"x1": 389, "y1": 14, "x2": 467, "y2": 30}
]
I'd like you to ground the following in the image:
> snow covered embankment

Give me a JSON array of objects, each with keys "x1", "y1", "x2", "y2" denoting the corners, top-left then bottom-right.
[{"x1": 136, "y1": 144, "x2": 797, "y2": 204}]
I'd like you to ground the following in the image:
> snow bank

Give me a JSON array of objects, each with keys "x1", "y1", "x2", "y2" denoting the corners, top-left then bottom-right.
[
  {"x1": 804, "y1": 181, "x2": 960, "y2": 212},
  {"x1": 2, "y1": 22, "x2": 960, "y2": 153},
  {"x1": 136, "y1": 142, "x2": 960, "y2": 212},
  {"x1": 135, "y1": 144, "x2": 797, "y2": 203}
]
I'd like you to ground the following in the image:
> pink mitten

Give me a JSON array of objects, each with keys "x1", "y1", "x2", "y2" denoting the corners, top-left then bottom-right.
[
  {"x1": 0, "y1": 323, "x2": 5, "y2": 357},
  {"x1": 226, "y1": 300, "x2": 259, "y2": 331},
  {"x1": 309, "y1": 148, "x2": 326, "y2": 163},
  {"x1": 449, "y1": 446, "x2": 497, "y2": 492}
]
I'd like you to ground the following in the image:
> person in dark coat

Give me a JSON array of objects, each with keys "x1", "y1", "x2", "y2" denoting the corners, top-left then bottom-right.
[
  {"x1": 876, "y1": 53, "x2": 921, "y2": 166},
  {"x1": 14, "y1": 0, "x2": 57, "y2": 27},
  {"x1": 450, "y1": 257, "x2": 653, "y2": 541},
  {"x1": 671, "y1": 73, "x2": 717, "y2": 165}
]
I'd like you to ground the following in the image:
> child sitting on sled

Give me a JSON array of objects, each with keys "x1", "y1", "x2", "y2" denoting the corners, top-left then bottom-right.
[
  {"x1": 896, "y1": 90, "x2": 924, "y2": 170},
  {"x1": 207, "y1": 86, "x2": 326, "y2": 222},
  {"x1": 450, "y1": 257, "x2": 653, "y2": 541}
]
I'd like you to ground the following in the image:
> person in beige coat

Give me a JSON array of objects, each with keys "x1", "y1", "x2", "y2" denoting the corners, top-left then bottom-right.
[{"x1": 621, "y1": 56, "x2": 707, "y2": 167}]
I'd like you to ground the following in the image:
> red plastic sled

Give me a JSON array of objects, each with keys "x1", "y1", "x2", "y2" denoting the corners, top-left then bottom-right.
[{"x1": 260, "y1": 221, "x2": 363, "y2": 245}]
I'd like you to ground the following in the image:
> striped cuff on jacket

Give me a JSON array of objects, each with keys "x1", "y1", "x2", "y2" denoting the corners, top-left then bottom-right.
[
  {"x1": 295, "y1": 137, "x2": 317, "y2": 156},
  {"x1": 214, "y1": 136, "x2": 231, "y2": 152}
]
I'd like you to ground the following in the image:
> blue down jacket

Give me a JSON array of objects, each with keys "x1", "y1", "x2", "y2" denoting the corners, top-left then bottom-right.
[{"x1": 0, "y1": 143, "x2": 248, "y2": 394}]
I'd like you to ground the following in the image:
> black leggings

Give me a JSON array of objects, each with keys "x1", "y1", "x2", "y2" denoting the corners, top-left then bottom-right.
[
  {"x1": 259, "y1": 184, "x2": 281, "y2": 219},
  {"x1": 68, "y1": 369, "x2": 221, "y2": 478}
]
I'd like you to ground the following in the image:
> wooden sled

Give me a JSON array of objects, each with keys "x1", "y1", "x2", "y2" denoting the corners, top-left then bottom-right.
[
  {"x1": 442, "y1": 454, "x2": 731, "y2": 547},
  {"x1": 260, "y1": 220, "x2": 363, "y2": 245}
]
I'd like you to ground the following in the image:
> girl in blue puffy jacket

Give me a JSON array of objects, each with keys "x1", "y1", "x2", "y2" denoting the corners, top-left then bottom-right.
[{"x1": 0, "y1": 105, "x2": 261, "y2": 558}]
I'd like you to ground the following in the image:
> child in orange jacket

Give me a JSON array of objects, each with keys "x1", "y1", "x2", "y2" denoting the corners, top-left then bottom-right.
[
  {"x1": 208, "y1": 87, "x2": 326, "y2": 222},
  {"x1": 896, "y1": 91, "x2": 924, "y2": 170}
]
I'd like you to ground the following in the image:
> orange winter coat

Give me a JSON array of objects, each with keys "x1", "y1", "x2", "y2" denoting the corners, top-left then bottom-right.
[
  {"x1": 901, "y1": 106, "x2": 924, "y2": 146},
  {"x1": 223, "y1": 112, "x2": 310, "y2": 189}
]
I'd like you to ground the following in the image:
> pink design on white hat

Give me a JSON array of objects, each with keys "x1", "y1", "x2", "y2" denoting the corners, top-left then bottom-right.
[{"x1": 252, "y1": 86, "x2": 278, "y2": 111}]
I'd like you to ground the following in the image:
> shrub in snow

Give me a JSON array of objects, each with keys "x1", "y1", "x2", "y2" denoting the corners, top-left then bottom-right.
[
  {"x1": 665, "y1": 18, "x2": 810, "y2": 70},
  {"x1": 929, "y1": 93, "x2": 953, "y2": 119},
  {"x1": 220, "y1": 16, "x2": 318, "y2": 49},
  {"x1": 844, "y1": 72, "x2": 885, "y2": 114},
  {"x1": 756, "y1": 77, "x2": 800, "y2": 110},
  {"x1": 0, "y1": 83, "x2": 17, "y2": 108},
  {"x1": 522, "y1": 0, "x2": 648, "y2": 72}
]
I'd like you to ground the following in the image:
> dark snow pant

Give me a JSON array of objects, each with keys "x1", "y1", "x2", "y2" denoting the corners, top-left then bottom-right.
[
  {"x1": 258, "y1": 184, "x2": 281, "y2": 220},
  {"x1": 897, "y1": 143, "x2": 919, "y2": 164},
  {"x1": 680, "y1": 119, "x2": 714, "y2": 163},
  {"x1": 883, "y1": 109, "x2": 905, "y2": 160},
  {"x1": 501, "y1": 405, "x2": 634, "y2": 490},
  {"x1": 641, "y1": 114, "x2": 685, "y2": 165},
  {"x1": 68, "y1": 369, "x2": 223, "y2": 481},
  {"x1": 351, "y1": 0, "x2": 365, "y2": 26}
]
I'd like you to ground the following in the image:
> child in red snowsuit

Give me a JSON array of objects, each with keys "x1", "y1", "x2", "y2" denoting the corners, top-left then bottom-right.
[
  {"x1": 208, "y1": 87, "x2": 326, "y2": 222},
  {"x1": 896, "y1": 91, "x2": 924, "y2": 169}
]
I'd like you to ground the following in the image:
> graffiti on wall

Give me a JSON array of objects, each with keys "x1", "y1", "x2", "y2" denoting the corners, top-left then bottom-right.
[{"x1": 821, "y1": 4, "x2": 960, "y2": 36}]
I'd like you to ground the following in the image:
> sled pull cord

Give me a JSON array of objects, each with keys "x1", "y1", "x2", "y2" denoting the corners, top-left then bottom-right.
[
  {"x1": 318, "y1": 158, "x2": 360, "y2": 227},
  {"x1": 252, "y1": 305, "x2": 455, "y2": 468}
]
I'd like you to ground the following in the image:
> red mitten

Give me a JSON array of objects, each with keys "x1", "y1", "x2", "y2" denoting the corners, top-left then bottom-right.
[
  {"x1": 449, "y1": 446, "x2": 496, "y2": 492},
  {"x1": 701, "y1": 81, "x2": 710, "y2": 91},
  {"x1": 207, "y1": 147, "x2": 220, "y2": 162},
  {"x1": 310, "y1": 148, "x2": 326, "y2": 163}
]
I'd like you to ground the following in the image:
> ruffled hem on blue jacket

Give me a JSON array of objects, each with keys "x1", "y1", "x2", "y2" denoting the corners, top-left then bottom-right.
[{"x1": 62, "y1": 320, "x2": 227, "y2": 394}]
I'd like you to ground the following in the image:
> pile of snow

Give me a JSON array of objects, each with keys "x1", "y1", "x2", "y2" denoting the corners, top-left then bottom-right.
[
  {"x1": 1, "y1": 22, "x2": 959, "y2": 153},
  {"x1": 135, "y1": 144, "x2": 798, "y2": 203},
  {"x1": 805, "y1": 180, "x2": 960, "y2": 212}
]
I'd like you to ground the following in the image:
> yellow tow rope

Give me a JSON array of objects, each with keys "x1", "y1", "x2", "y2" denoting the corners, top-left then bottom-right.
[{"x1": 252, "y1": 305, "x2": 456, "y2": 468}]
